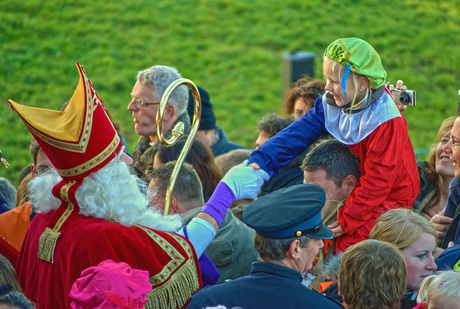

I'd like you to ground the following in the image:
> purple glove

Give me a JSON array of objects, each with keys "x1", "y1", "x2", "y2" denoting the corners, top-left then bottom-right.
[{"x1": 201, "y1": 182, "x2": 235, "y2": 226}]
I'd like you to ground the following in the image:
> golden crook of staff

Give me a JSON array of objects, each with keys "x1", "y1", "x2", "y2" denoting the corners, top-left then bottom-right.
[
  {"x1": 156, "y1": 78, "x2": 201, "y2": 216},
  {"x1": 0, "y1": 149, "x2": 9, "y2": 169}
]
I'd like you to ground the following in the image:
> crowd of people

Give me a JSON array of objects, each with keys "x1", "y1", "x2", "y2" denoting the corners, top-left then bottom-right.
[{"x1": 1, "y1": 37, "x2": 460, "y2": 309}]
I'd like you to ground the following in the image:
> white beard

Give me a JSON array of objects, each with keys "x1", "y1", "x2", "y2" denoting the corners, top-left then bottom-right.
[
  {"x1": 28, "y1": 169, "x2": 62, "y2": 213},
  {"x1": 27, "y1": 157, "x2": 182, "y2": 232}
]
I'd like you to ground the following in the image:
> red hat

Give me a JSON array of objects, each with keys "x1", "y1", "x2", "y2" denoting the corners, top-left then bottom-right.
[
  {"x1": 9, "y1": 63, "x2": 121, "y2": 181},
  {"x1": 8, "y1": 63, "x2": 122, "y2": 263}
]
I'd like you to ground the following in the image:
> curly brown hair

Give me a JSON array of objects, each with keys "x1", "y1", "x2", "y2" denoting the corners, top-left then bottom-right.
[
  {"x1": 339, "y1": 239, "x2": 406, "y2": 309},
  {"x1": 281, "y1": 77, "x2": 325, "y2": 117}
]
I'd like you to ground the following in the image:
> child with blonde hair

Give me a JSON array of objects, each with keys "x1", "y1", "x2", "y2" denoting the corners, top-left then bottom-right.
[
  {"x1": 249, "y1": 37, "x2": 419, "y2": 252},
  {"x1": 415, "y1": 270, "x2": 460, "y2": 309}
]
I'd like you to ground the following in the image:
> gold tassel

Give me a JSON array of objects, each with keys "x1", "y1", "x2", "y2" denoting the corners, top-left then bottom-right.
[
  {"x1": 37, "y1": 227, "x2": 61, "y2": 263},
  {"x1": 145, "y1": 259, "x2": 201, "y2": 309}
]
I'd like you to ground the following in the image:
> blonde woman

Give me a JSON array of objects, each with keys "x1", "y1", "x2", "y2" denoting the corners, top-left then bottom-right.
[{"x1": 369, "y1": 208, "x2": 437, "y2": 309}]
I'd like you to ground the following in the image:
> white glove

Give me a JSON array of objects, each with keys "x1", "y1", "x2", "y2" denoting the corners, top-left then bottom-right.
[{"x1": 221, "y1": 160, "x2": 270, "y2": 200}]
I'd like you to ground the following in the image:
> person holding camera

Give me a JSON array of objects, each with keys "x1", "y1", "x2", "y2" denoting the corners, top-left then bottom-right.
[{"x1": 248, "y1": 37, "x2": 420, "y2": 253}]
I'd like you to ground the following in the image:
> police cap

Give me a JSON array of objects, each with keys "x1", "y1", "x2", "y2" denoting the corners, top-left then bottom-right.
[{"x1": 242, "y1": 184, "x2": 333, "y2": 240}]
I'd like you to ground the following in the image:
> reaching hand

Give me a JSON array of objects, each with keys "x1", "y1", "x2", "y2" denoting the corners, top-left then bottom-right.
[{"x1": 222, "y1": 160, "x2": 270, "y2": 200}]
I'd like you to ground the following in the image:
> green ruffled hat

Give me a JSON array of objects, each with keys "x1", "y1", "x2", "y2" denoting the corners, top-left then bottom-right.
[{"x1": 325, "y1": 38, "x2": 387, "y2": 89}]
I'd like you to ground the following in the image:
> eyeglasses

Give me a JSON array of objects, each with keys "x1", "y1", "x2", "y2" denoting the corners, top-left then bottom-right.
[
  {"x1": 130, "y1": 93, "x2": 161, "y2": 109},
  {"x1": 34, "y1": 166, "x2": 50, "y2": 176},
  {"x1": 450, "y1": 136, "x2": 460, "y2": 149}
]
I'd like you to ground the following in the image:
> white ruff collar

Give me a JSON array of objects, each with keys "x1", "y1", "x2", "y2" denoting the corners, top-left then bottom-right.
[{"x1": 323, "y1": 89, "x2": 401, "y2": 145}]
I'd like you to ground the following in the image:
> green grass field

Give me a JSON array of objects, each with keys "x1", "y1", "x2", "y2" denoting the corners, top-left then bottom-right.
[{"x1": 1, "y1": 0, "x2": 459, "y2": 185}]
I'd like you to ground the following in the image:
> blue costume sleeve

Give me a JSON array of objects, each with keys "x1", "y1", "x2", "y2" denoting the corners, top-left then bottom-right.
[
  {"x1": 179, "y1": 218, "x2": 216, "y2": 258},
  {"x1": 248, "y1": 97, "x2": 327, "y2": 177}
]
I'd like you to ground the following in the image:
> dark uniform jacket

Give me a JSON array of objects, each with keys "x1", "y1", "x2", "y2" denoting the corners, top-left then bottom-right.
[
  {"x1": 187, "y1": 261, "x2": 344, "y2": 309},
  {"x1": 211, "y1": 126, "x2": 249, "y2": 157},
  {"x1": 443, "y1": 177, "x2": 460, "y2": 247}
]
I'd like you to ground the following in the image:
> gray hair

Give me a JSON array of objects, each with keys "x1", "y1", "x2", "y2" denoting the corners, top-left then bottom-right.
[
  {"x1": 137, "y1": 65, "x2": 188, "y2": 115},
  {"x1": 254, "y1": 233, "x2": 311, "y2": 261},
  {"x1": 322, "y1": 253, "x2": 343, "y2": 281}
]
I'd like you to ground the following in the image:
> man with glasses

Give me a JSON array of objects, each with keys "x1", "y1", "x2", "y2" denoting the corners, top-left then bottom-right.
[
  {"x1": 0, "y1": 140, "x2": 54, "y2": 262},
  {"x1": 128, "y1": 65, "x2": 191, "y2": 182}
]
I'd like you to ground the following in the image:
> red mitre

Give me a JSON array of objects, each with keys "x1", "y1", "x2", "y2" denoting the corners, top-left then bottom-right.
[
  {"x1": 9, "y1": 63, "x2": 121, "y2": 181},
  {"x1": 8, "y1": 63, "x2": 122, "y2": 263}
]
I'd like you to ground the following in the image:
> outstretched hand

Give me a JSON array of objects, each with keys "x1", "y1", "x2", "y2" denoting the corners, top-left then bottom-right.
[{"x1": 222, "y1": 160, "x2": 270, "y2": 200}]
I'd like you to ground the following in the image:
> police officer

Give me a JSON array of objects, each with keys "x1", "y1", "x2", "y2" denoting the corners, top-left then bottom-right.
[{"x1": 188, "y1": 183, "x2": 344, "y2": 309}]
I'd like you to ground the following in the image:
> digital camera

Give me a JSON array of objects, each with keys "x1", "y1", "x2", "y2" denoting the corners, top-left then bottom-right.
[{"x1": 392, "y1": 89, "x2": 416, "y2": 107}]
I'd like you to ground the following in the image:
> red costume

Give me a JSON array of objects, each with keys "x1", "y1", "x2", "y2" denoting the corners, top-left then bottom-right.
[
  {"x1": 9, "y1": 63, "x2": 202, "y2": 309},
  {"x1": 249, "y1": 38, "x2": 421, "y2": 253},
  {"x1": 0, "y1": 237, "x2": 18, "y2": 266},
  {"x1": 249, "y1": 90, "x2": 419, "y2": 253},
  {"x1": 17, "y1": 211, "x2": 201, "y2": 308},
  {"x1": 338, "y1": 116, "x2": 419, "y2": 251}
]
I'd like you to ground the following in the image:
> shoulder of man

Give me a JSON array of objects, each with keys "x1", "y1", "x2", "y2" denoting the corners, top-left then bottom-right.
[
  {"x1": 211, "y1": 126, "x2": 249, "y2": 157},
  {"x1": 181, "y1": 207, "x2": 257, "y2": 268}
]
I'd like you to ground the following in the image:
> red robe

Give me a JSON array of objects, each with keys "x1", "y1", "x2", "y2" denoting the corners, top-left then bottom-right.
[
  {"x1": 16, "y1": 211, "x2": 202, "y2": 309},
  {"x1": 0, "y1": 237, "x2": 18, "y2": 267},
  {"x1": 336, "y1": 116, "x2": 419, "y2": 251}
]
